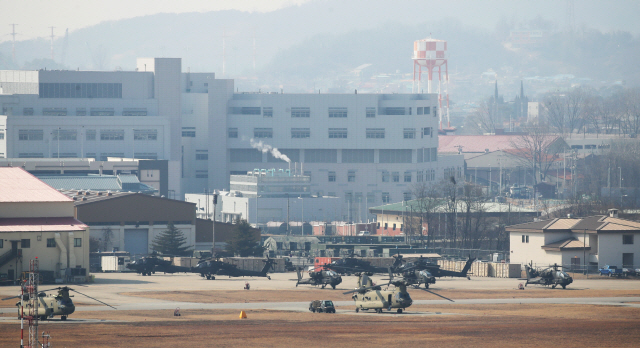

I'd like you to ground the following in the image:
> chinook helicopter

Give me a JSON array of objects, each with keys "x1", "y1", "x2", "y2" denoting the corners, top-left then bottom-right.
[
  {"x1": 522, "y1": 263, "x2": 573, "y2": 289},
  {"x1": 343, "y1": 271, "x2": 453, "y2": 313},
  {"x1": 294, "y1": 267, "x2": 342, "y2": 289},
  {"x1": 2, "y1": 286, "x2": 116, "y2": 321}
]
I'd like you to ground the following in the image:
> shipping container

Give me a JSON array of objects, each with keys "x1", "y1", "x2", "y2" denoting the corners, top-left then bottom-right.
[{"x1": 101, "y1": 255, "x2": 130, "y2": 272}]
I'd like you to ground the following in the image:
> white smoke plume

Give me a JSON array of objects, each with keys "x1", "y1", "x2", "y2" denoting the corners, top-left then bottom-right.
[{"x1": 250, "y1": 138, "x2": 291, "y2": 163}]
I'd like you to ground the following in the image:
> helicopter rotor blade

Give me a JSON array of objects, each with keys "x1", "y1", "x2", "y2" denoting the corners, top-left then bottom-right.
[
  {"x1": 68, "y1": 288, "x2": 116, "y2": 309},
  {"x1": 418, "y1": 287, "x2": 455, "y2": 302},
  {"x1": 2, "y1": 295, "x2": 21, "y2": 301}
]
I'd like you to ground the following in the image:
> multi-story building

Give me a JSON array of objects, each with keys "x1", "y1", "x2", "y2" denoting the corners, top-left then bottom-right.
[{"x1": 1, "y1": 57, "x2": 464, "y2": 209}]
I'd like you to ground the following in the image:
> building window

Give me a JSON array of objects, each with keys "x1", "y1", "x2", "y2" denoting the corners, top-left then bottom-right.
[
  {"x1": 73, "y1": 238, "x2": 82, "y2": 247},
  {"x1": 291, "y1": 107, "x2": 310, "y2": 118},
  {"x1": 348, "y1": 170, "x2": 356, "y2": 182},
  {"x1": 18, "y1": 130, "x2": 44, "y2": 141},
  {"x1": 522, "y1": 235, "x2": 529, "y2": 243},
  {"x1": 328, "y1": 171, "x2": 336, "y2": 182},
  {"x1": 382, "y1": 192, "x2": 390, "y2": 203},
  {"x1": 0, "y1": 239, "x2": 3, "y2": 248},
  {"x1": 382, "y1": 171, "x2": 389, "y2": 182},
  {"x1": 18, "y1": 153, "x2": 44, "y2": 158},
  {"x1": 227, "y1": 128, "x2": 238, "y2": 138},
  {"x1": 366, "y1": 107, "x2": 376, "y2": 118},
  {"x1": 366, "y1": 128, "x2": 385, "y2": 139},
  {"x1": 404, "y1": 128, "x2": 416, "y2": 139},
  {"x1": 46, "y1": 238, "x2": 56, "y2": 247},
  {"x1": 342, "y1": 149, "x2": 374, "y2": 163},
  {"x1": 100, "y1": 129, "x2": 125, "y2": 141},
  {"x1": 392, "y1": 172, "x2": 400, "y2": 182},
  {"x1": 43, "y1": 107, "x2": 67, "y2": 116},
  {"x1": 21, "y1": 239, "x2": 30, "y2": 248},
  {"x1": 0, "y1": 133, "x2": 3, "y2": 140},
  {"x1": 240, "y1": 107, "x2": 261, "y2": 115},
  {"x1": 381, "y1": 107, "x2": 407, "y2": 115},
  {"x1": 403, "y1": 192, "x2": 412, "y2": 201},
  {"x1": 52, "y1": 152, "x2": 78, "y2": 158},
  {"x1": 367, "y1": 193, "x2": 375, "y2": 204},
  {"x1": 345, "y1": 192, "x2": 353, "y2": 203},
  {"x1": 90, "y1": 108, "x2": 115, "y2": 116},
  {"x1": 195, "y1": 170, "x2": 208, "y2": 178},
  {"x1": 123, "y1": 108, "x2": 147, "y2": 116},
  {"x1": 182, "y1": 127, "x2": 196, "y2": 137},
  {"x1": 623, "y1": 235, "x2": 634, "y2": 244},
  {"x1": 76, "y1": 108, "x2": 86, "y2": 116},
  {"x1": 404, "y1": 171, "x2": 411, "y2": 182},
  {"x1": 263, "y1": 107, "x2": 273, "y2": 117},
  {"x1": 417, "y1": 170, "x2": 423, "y2": 182},
  {"x1": 380, "y1": 149, "x2": 412, "y2": 163},
  {"x1": 52, "y1": 129, "x2": 77, "y2": 141},
  {"x1": 23, "y1": 107, "x2": 34, "y2": 116},
  {"x1": 86, "y1": 130, "x2": 96, "y2": 141},
  {"x1": 254, "y1": 128, "x2": 273, "y2": 138},
  {"x1": 134, "y1": 129, "x2": 157, "y2": 141},
  {"x1": 304, "y1": 171, "x2": 312, "y2": 179},
  {"x1": 39, "y1": 83, "x2": 122, "y2": 98},
  {"x1": 422, "y1": 127, "x2": 432, "y2": 138},
  {"x1": 328, "y1": 107, "x2": 347, "y2": 118},
  {"x1": 305, "y1": 149, "x2": 337, "y2": 163},
  {"x1": 328, "y1": 128, "x2": 347, "y2": 139},
  {"x1": 100, "y1": 153, "x2": 125, "y2": 161},
  {"x1": 196, "y1": 150, "x2": 208, "y2": 160},
  {"x1": 291, "y1": 128, "x2": 310, "y2": 138}
]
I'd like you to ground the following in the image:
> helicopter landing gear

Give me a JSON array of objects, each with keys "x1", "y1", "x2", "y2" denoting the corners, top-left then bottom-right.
[
  {"x1": 552, "y1": 285, "x2": 557, "y2": 289},
  {"x1": 321, "y1": 284, "x2": 326, "y2": 289},
  {"x1": 355, "y1": 308, "x2": 360, "y2": 313},
  {"x1": 562, "y1": 284, "x2": 567, "y2": 289},
  {"x1": 331, "y1": 284, "x2": 336, "y2": 289},
  {"x1": 425, "y1": 283, "x2": 429, "y2": 289},
  {"x1": 40, "y1": 315, "x2": 47, "y2": 321},
  {"x1": 397, "y1": 309, "x2": 403, "y2": 314},
  {"x1": 375, "y1": 308, "x2": 383, "y2": 314},
  {"x1": 61, "y1": 315, "x2": 67, "y2": 321},
  {"x1": 267, "y1": 276, "x2": 271, "y2": 280}
]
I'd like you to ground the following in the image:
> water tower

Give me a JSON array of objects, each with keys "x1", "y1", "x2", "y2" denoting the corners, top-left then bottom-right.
[{"x1": 412, "y1": 37, "x2": 451, "y2": 129}]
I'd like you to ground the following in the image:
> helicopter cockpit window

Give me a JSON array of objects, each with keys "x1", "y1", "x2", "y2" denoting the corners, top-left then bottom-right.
[
  {"x1": 395, "y1": 292, "x2": 411, "y2": 301},
  {"x1": 559, "y1": 271, "x2": 570, "y2": 278}
]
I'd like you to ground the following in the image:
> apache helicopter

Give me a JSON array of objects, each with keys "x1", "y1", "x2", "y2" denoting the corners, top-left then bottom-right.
[
  {"x1": 522, "y1": 263, "x2": 573, "y2": 289},
  {"x1": 2, "y1": 286, "x2": 116, "y2": 321},
  {"x1": 192, "y1": 257, "x2": 231, "y2": 280},
  {"x1": 126, "y1": 254, "x2": 191, "y2": 276},
  {"x1": 343, "y1": 271, "x2": 453, "y2": 313},
  {"x1": 197, "y1": 257, "x2": 275, "y2": 280},
  {"x1": 395, "y1": 255, "x2": 476, "y2": 279},
  {"x1": 324, "y1": 252, "x2": 404, "y2": 275},
  {"x1": 394, "y1": 268, "x2": 436, "y2": 288},
  {"x1": 294, "y1": 267, "x2": 342, "y2": 289}
]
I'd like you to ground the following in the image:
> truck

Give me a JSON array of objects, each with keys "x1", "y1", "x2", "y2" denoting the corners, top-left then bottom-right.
[
  {"x1": 599, "y1": 265, "x2": 626, "y2": 277},
  {"x1": 309, "y1": 300, "x2": 335, "y2": 313}
]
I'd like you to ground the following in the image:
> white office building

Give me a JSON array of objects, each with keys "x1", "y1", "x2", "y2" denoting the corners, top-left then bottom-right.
[{"x1": 1, "y1": 57, "x2": 463, "y2": 209}]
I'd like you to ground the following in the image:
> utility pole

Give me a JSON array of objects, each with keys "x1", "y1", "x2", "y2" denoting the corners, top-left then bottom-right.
[
  {"x1": 49, "y1": 27, "x2": 55, "y2": 60},
  {"x1": 10, "y1": 24, "x2": 18, "y2": 62},
  {"x1": 212, "y1": 193, "x2": 217, "y2": 253}
]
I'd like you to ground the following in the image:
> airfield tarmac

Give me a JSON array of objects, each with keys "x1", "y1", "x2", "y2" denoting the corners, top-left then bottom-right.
[{"x1": 1, "y1": 272, "x2": 639, "y2": 347}]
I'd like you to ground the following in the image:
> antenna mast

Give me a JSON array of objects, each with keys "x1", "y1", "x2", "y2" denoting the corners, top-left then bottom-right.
[
  {"x1": 10, "y1": 24, "x2": 18, "y2": 62},
  {"x1": 49, "y1": 26, "x2": 55, "y2": 60}
]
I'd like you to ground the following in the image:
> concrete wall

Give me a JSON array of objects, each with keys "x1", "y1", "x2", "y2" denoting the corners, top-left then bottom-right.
[
  {"x1": 0, "y1": 229, "x2": 90, "y2": 279},
  {"x1": 0, "y1": 202, "x2": 74, "y2": 218}
]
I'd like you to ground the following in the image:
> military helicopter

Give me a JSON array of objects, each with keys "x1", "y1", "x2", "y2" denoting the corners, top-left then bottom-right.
[
  {"x1": 192, "y1": 257, "x2": 230, "y2": 280},
  {"x1": 2, "y1": 286, "x2": 116, "y2": 321},
  {"x1": 126, "y1": 254, "x2": 191, "y2": 276},
  {"x1": 343, "y1": 271, "x2": 453, "y2": 314},
  {"x1": 196, "y1": 257, "x2": 275, "y2": 280},
  {"x1": 394, "y1": 268, "x2": 436, "y2": 288},
  {"x1": 395, "y1": 255, "x2": 475, "y2": 279},
  {"x1": 522, "y1": 263, "x2": 573, "y2": 289},
  {"x1": 324, "y1": 252, "x2": 405, "y2": 275},
  {"x1": 293, "y1": 267, "x2": 342, "y2": 289}
]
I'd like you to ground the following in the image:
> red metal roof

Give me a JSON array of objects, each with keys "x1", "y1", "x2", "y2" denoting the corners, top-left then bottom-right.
[
  {"x1": 0, "y1": 167, "x2": 73, "y2": 203},
  {"x1": 438, "y1": 135, "x2": 523, "y2": 153},
  {"x1": 0, "y1": 217, "x2": 87, "y2": 232}
]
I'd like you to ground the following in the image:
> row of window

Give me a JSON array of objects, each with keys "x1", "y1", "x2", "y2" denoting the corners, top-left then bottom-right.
[
  {"x1": 0, "y1": 238, "x2": 82, "y2": 249},
  {"x1": 17, "y1": 152, "x2": 158, "y2": 160},
  {"x1": 325, "y1": 169, "x2": 440, "y2": 184},
  {"x1": 228, "y1": 106, "x2": 434, "y2": 117},
  {"x1": 39, "y1": 83, "x2": 123, "y2": 99},
  {"x1": 228, "y1": 148, "x2": 436, "y2": 164},
  {"x1": 23, "y1": 107, "x2": 146, "y2": 116},
  {"x1": 228, "y1": 127, "x2": 436, "y2": 140},
  {"x1": 18, "y1": 129, "x2": 158, "y2": 141}
]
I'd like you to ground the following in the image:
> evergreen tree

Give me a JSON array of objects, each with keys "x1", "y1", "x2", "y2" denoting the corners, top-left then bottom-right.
[
  {"x1": 225, "y1": 218, "x2": 263, "y2": 257},
  {"x1": 151, "y1": 222, "x2": 191, "y2": 256}
]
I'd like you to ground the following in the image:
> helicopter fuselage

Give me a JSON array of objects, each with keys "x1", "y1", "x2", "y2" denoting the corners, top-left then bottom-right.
[
  {"x1": 17, "y1": 295, "x2": 75, "y2": 320},
  {"x1": 352, "y1": 289, "x2": 413, "y2": 313}
]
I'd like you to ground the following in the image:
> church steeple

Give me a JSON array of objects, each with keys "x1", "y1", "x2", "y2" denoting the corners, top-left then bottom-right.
[
  {"x1": 494, "y1": 80, "x2": 499, "y2": 101},
  {"x1": 520, "y1": 80, "x2": 524, "y2": 99}
]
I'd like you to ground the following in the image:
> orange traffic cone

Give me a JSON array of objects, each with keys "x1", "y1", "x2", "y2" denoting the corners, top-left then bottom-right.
[{"x1": 239, "y1": 311, "x2": 247, "y2": 319}]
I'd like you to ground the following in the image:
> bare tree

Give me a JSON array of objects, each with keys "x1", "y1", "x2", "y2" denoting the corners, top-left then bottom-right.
[
  {"x1": 619, "y1": 88, "x2": 640, "y2": 136},
  {"x1": 459, "y1": 183, "x2": 487, "y2": 249},
  {"x1": 468, "y1": 98, "x2": 501, "y2": 134},
  {"x1": 411, "y1": 182, "x2": 442, "y2": 248},
  {"x1": 510, "y1": 123, "x2": 565, "y2": 188},
  {"x1": 542, "y1": 88, "x2": 591, "y2": 137}
]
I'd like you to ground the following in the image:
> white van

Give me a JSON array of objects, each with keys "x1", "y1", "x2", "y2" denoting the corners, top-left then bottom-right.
[{"x1": 357, "y1": 231, "x2": 370, "y2": 236}]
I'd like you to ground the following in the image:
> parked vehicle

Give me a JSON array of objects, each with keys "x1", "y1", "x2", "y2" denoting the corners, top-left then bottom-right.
[
  {"x1": 599, "y1": 265, "x2": 626, "y2": 277},
  {"x1": 309, "y1": 300, "x2": 335, "y2": 313}
]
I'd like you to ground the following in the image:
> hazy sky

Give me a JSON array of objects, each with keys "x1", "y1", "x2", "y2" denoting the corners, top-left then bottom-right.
[
  {"x1": 3, "y1": 0, "x2": 639, "y2": 43},
  {"x1": 2, "y1": 0, "x2": 310, "y2": 42}
]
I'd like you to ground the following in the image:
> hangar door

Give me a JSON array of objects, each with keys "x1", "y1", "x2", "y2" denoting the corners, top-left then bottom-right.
[{"x1": 124, "y1": 229, "x2": 149, "y2": 256}]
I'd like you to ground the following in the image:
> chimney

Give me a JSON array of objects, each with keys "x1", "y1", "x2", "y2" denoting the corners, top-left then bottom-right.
[{"x1": 608, "y1": 208, "x2": 619, "y2": 218}]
